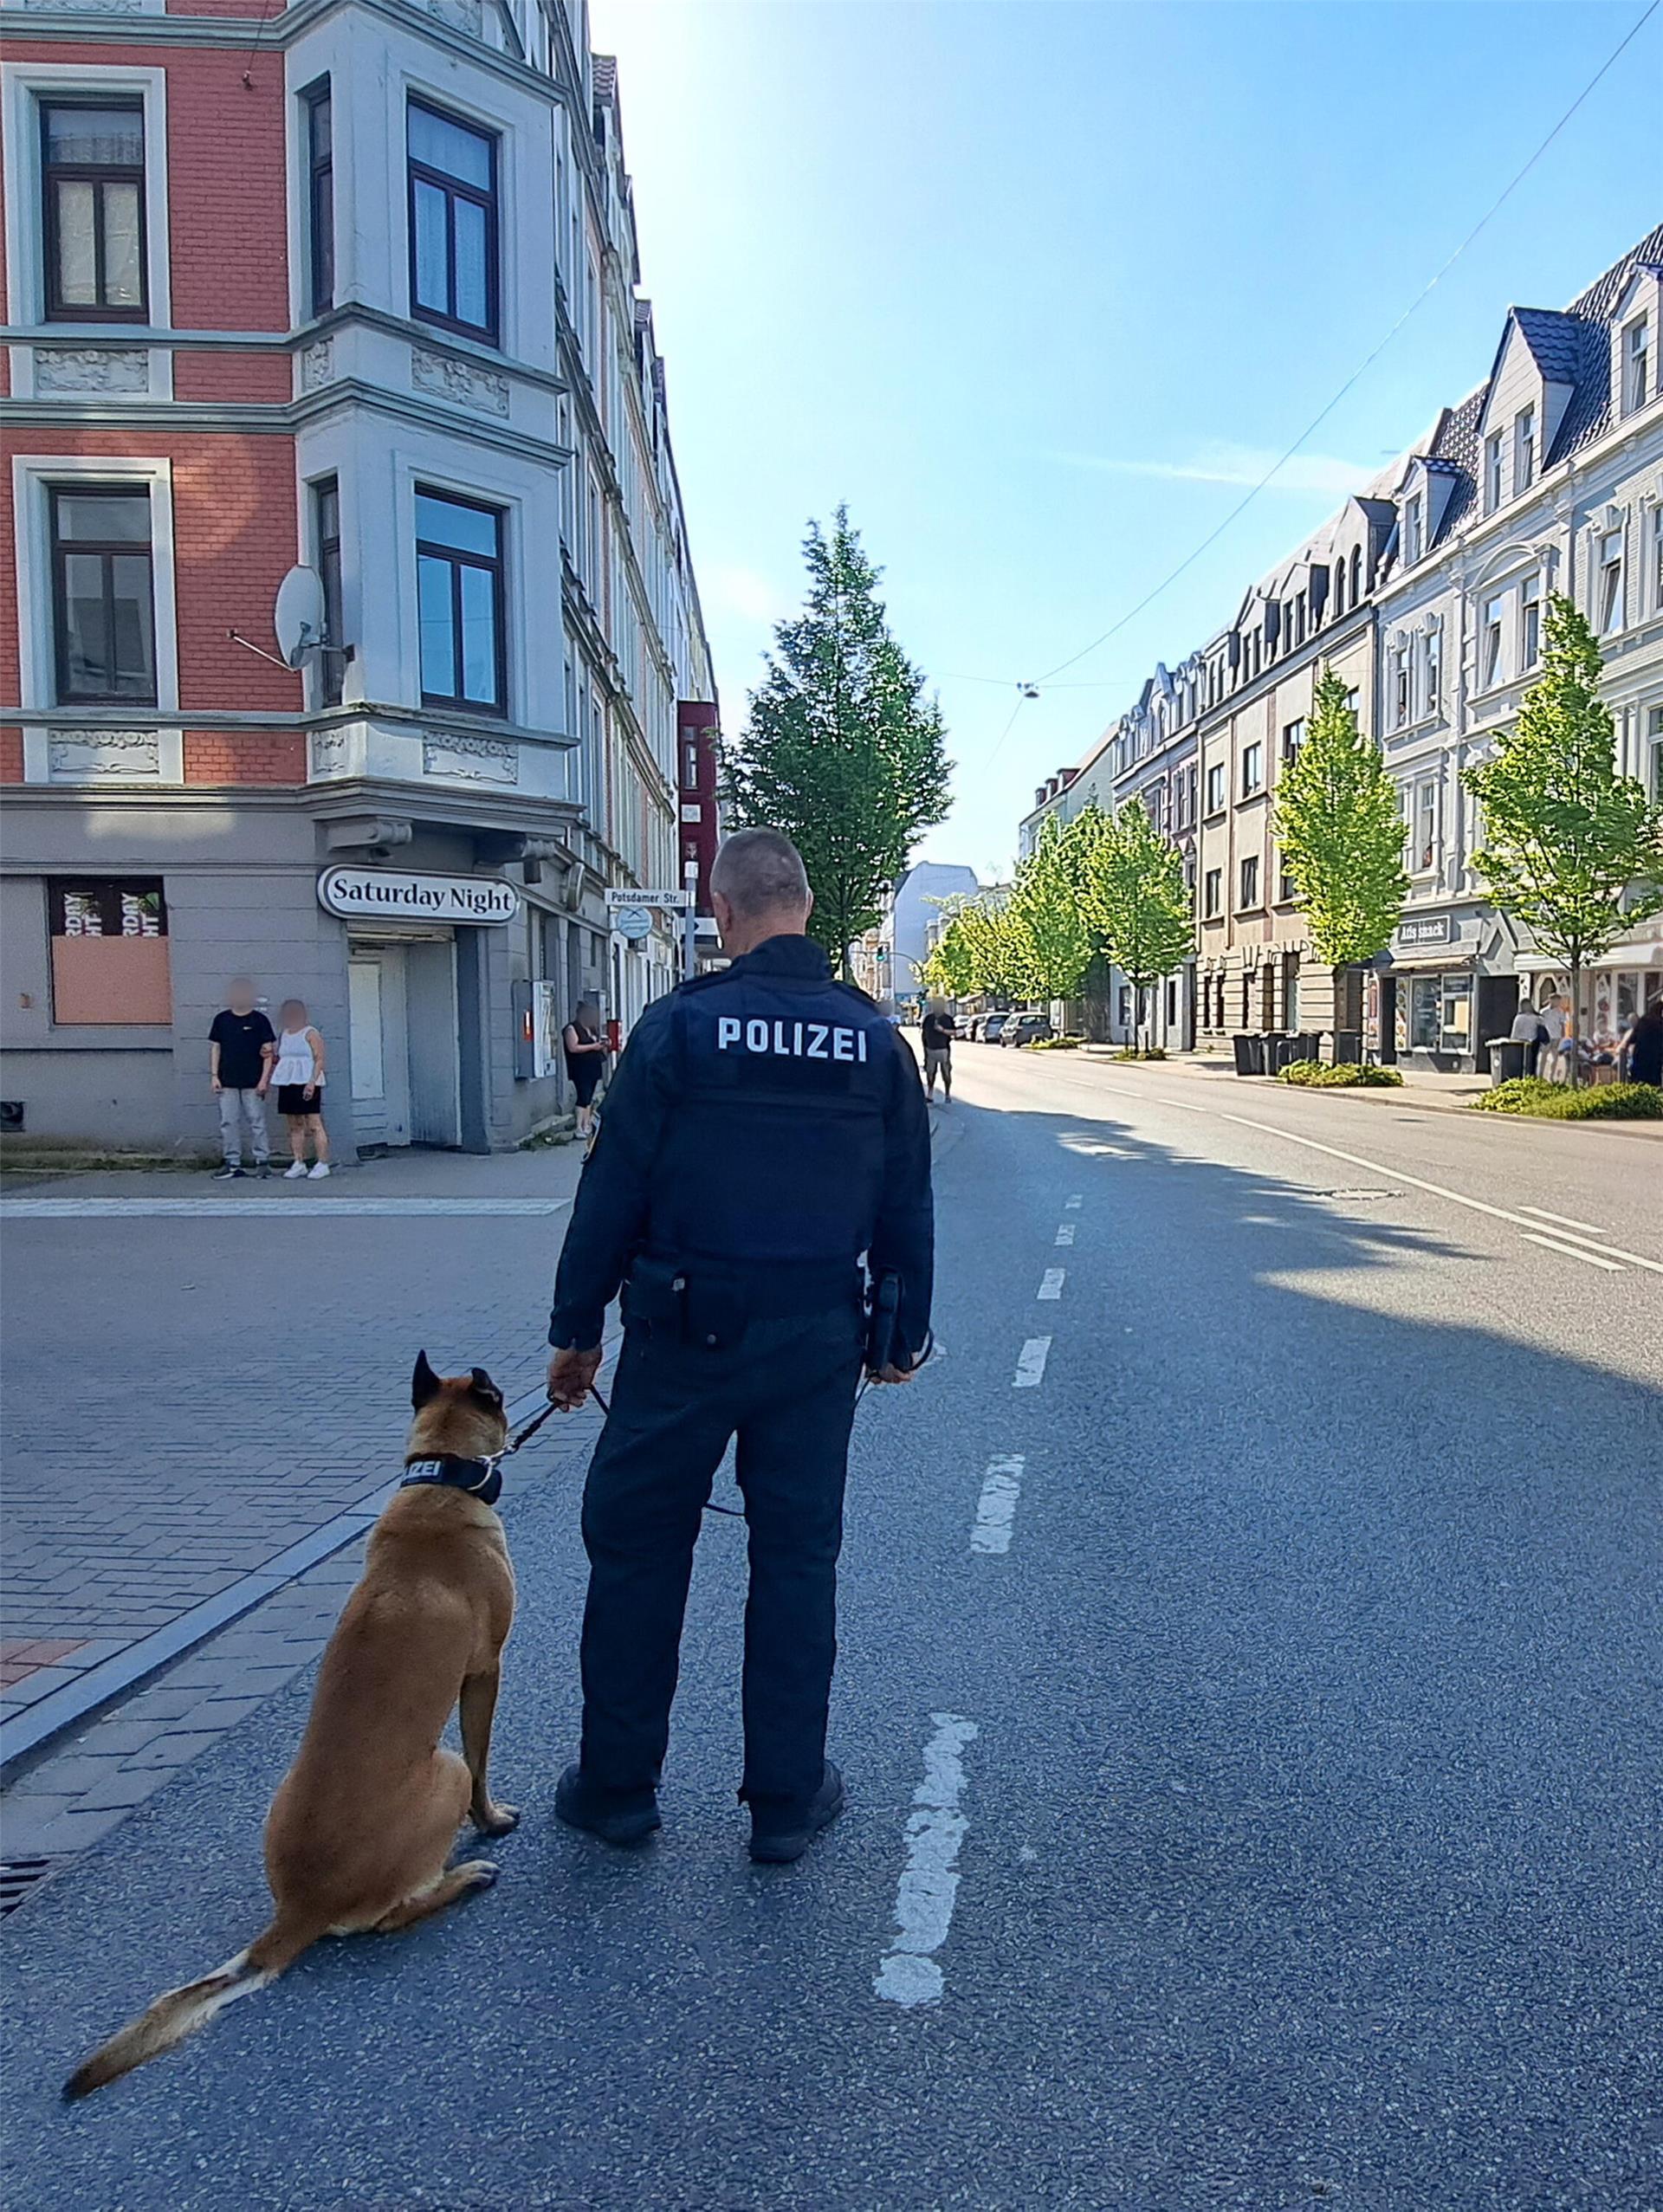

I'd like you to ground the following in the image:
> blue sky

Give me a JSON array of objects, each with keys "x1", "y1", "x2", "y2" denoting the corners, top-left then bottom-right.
[{"x1": 590, "y1": 0, "x2": 1662, "y2": 883}]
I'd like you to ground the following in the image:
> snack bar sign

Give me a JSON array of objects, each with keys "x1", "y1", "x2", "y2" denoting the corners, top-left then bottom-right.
[{"x1": 318, "y1": 866, "x2": 520, "y2": 926}]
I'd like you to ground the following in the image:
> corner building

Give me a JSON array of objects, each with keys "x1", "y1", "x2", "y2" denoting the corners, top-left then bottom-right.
[{"x1": 2, "y1": 0, "x2": 715, "y2": 1153}]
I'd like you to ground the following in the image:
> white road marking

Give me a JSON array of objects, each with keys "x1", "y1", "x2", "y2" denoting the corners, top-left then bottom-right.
[
  {"x1": 970, "y1": 1456, "x2": 1026, "y2": 1554},
  {"x1": 1518, "y1": 1205, "x2": 1606, "y2": 1236},
  {"x1": 1064, "y1": 1193, "x2": 1083, "y2": 1208},
  {"x1": 1054, "y1": 1223, "x2": 1075, "y2": 1246},
  {"x1": 0, "y1": 1197, "x2": 570, "y2": 1219},
  {"x1": 1038, "y1": 1268, "x2": 1065, "y2": 1300},
  {"x1": 1013, "y1": 1337, "x2": 1052, "y2": 1387},
  {"x1": 1521, "y1": 1232, "x2": 1624, "y2": 1273},
  {"x1": 874, "y1": 1713, "x2": 979, "y2": 2007}
]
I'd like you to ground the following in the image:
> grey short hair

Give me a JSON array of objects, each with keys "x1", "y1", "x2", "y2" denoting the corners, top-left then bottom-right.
[{"x1": 710, "y1": 828, "x2": 811, "y2": 919}]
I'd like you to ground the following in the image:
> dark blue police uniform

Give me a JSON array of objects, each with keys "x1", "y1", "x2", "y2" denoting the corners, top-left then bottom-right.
[{"x1": 548, "y1": 934, "x2": 933, "y2": 1809}]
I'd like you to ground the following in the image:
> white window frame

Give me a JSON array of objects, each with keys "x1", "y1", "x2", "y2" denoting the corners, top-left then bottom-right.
[
  {"x1": 1597, "y1": 527, "x2": 1624, "y2": 635},
  {"x1": 1651, "y1": 503, "x2": 1663, "y2": 615},
  {"x1": 10, "y1": 453, "x2": 180, "y2": 782},
  {"x1": 1401, "y1": 495, "x2": 1421, "y2": 567},
  {"x1": 1482, "y1": 594, "x2": 1506, "y2": 689},
  {"x1": 1622, "y1": 315, "x2": 1650, "y2": 416},
  {"x1": 1513, "y1": 405, "x2": 1536, "y2": 493},
  {"x1": 1240, "y1": 739, "x2": 1263, "y2": 798},
  {"x1": 1422, "y1": 624, "x2": 1442, "y2": 719},
  {"x1": 1484, "y1": 432, "x2": 1504, "y2": 515},
  {"x1": 1521, "y1": 574, "x2": 1543, "y2": 670},
  {"x1": 1414, "y1": 776, "x2": 1439, "y2": 874},
  {"x1": 3, "y1": 63, "x2": 171, "y2": 334}
]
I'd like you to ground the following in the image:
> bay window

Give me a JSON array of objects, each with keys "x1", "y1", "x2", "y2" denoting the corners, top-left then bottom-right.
[
  {"x1": 417, "y1": 488, "x2": 506, "y2": 714},
  {"x1": 407, "y1": 101, "x2": 499, "y2": 344}
]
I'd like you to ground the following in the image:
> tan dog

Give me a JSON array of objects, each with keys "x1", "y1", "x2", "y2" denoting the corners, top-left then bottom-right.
[{"x1": 65, "y1": 1352, "x2": 519, "y2": 2099}]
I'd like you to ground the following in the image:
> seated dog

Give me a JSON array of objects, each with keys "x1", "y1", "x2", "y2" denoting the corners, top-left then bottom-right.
[{"x1": 66, "y1": 1352, "x2": 519, "y2": 2099}]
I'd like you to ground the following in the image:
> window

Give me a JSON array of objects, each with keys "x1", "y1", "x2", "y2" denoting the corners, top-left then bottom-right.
[
  {"x1": 1281, "y1": 717, "x2": 1304, "y2": 763},
  {"x1": 407, "y1": 101, "x2": 498, "y2": 343},
  {"x1": 1239, "y1": 854, "x2": 1260, "y2": 909},
  {"x1": 1653, "y1": 506, "x2": 1663, "y2": 612},
  {"x1": 1482, "y1": 593, "x2": 1505, "y2": 688},
  {"x1": 1485, "y1": 433, "x2": 1504, "y2": 514},
  {"x1": 1349, "y1": 547, "x2": 1362, "y2": 605},
  {"x1": 1391, "y1": 644, "x2": 1410, "y2": 728},
  {"x1": 1514, "y1": 405, "x2": 1536, "y2": 493},
  {"x1": 1522, "y1": 574, "x2": 1542, "y2": 669},
  {"x1": 1205, "y1": 761, "x2": 1226, "y2": 816},
  {"x1": 1424, "y1": 627, "x2": 1442, "y2": 717},
  {"x1": 50, "y1": 486, "x2": 155, "y2": 704},
  {"x1": 1186, "y1": 764, "x2": 1198, "y2": 825},
  {"x1": 1415, "y1": 779, "x2": 1437, "y2": 871},
  {"x1": 416, "y1": 488, "x2": 505, "y2": 713},
  {"x1": 1401, "y1": 495, "x2": 1422, "y2": 567},
  {"x1": 313, "y1": 478, "x2": 344, "y2": 708},
  {"x1": 48, "y1": 878, "x2": 170, "y2": 1025},
  {"x1": 304, "y1": 83, "x2": 333, "y2": 316},
  {"x1": 1333, "y1": 557, "x2": 1347, "y2": 617},
  {"x1": 1649, "y1": 705, "x2": 1663, "y2": 804},
  {"x1": 41, "y1": 100, "x2": 146, "y2": 320},
  {"x1": 1623, "y1": 316, "x2": 1651, "y2": 415},
  {"x1": 1597, "y1": 527, "x2": 1623, "y2": 634},
  {"x1": 1240, "y1": 741, "x2": 1263, "y2": 797},
  {"x1": 1202, "y1": 867, "x2": 1222, "y2": 919},
  {"x1": 1278, "y1": 853, "x2": 1297, "y2": 904}
]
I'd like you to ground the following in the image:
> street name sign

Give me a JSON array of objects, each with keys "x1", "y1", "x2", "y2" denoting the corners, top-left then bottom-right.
[{"x1": 605, "y1": 887, "x2": 689, "y2": 909}]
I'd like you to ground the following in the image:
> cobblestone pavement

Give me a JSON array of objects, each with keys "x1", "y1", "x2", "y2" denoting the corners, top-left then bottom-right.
[{"x1": 0, "y1": 1144, "x2": 589, "y2": 1838}]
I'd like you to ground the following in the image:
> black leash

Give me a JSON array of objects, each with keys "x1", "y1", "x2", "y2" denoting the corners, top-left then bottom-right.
[{"x1": 583, "y1": 1381, "x2": 748, "y2": 1518}]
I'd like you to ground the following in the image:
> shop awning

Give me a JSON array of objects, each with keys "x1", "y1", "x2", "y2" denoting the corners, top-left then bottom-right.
[{"x1": 1518, "y1": 942, "x2": 1663, "y2": 973}]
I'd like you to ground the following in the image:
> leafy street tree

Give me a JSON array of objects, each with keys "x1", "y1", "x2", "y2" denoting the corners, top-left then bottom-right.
[
  {"x1": 1084, "y1": 799, "x2": 1194, "y2": 1050},
  {"x1": 920, "y1": 894, "x2": 1026, "y2": 1004},
  {"x1": 919, "y1": 900, "x2": 980, "y2": 1001},
  {"x1": 1006, "y1": 816, "x2": 1096, "y2": 1003},
  {"x1": 1272, "y1": 664, "x2": 1409, "y2": 1039},
  {"x1": 722, "y1": 508, "x2": 952, "y2": 973},
  {"x1": 1463, "y1": 593, "x2": 1663, "y2": 1076}
]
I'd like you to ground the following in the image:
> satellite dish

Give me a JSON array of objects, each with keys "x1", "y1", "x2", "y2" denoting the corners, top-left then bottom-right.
[{"x1": 274, "y1": 566, "x2": 327, "y2": 669}]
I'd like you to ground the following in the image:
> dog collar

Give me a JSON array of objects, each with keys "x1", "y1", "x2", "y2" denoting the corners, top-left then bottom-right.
[{"x1": 401, "y1": 1456, "x2": 503, "y2": 1509}]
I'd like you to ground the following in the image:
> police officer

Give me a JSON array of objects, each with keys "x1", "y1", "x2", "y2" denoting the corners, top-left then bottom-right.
[{"x1": 546, "y1": 828, "x2": 933, "y2": 1863}]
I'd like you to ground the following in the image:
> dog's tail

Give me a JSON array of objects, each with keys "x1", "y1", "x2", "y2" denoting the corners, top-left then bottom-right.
[{"x1": 62, "y1": 1916, "x2": 319, "y2": 2100}]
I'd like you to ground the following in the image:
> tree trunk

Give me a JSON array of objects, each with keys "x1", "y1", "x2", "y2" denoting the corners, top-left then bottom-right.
[{"x1": 1568, "y1": 956, "x2": 1582, "y2": 1089}]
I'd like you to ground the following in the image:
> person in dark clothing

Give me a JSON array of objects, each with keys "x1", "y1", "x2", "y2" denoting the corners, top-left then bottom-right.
[
  {"x1": 562, "y1": 998, "x2": 610, "y2": 1138},
  {"x1": 920, "y1": 1004, "x2": 956, "y2": 1103},
  {"x1": 546, "y1": 828, "x2": 934, "y2": 1863},
  {"x1": 1620, "y1": 997, "x2": 1663, "y2": 1088},
  {"x1": 208, "y1": 978, "x2": 276, "y2": 1179}
]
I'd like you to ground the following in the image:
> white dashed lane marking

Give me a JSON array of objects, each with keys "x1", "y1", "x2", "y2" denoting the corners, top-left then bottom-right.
[
  {"x1": 1518, "y1": 1205, "x2": 1606, "y2": 1236},
  {"x1": 874, "y1": 1713, "x2": 980, "y2": 2007},
  {"x1": 1521, "y1": 1232, "x2": 1624, "y2": 1272},
  {"x1": 1037, "y1": 1269, "x2": 1064, "y2": 1301},
  {"x1": 1064, "y1": 1193, "x2": 1083, "y2": 1209},
  {"x1": 1013, "y1": 1338, "x2": 1052, "y2": 1387},
  {"x1": 1054, "y1": 1224, "x2": 1075, "y2": 1246},
  {"x1": 970, "y1": 1456, "x2": 1025, "y2": 1555}
]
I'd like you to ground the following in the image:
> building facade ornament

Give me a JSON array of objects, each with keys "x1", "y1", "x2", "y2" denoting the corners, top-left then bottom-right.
[
  {"x1": 410, "y1": 346, "x2": 511, "y2": 419},
  {"x1": 35, "y1": 347, "x2": 149, "y2": 393},
  {"x1": 422, "y1": 731, "x2": 519, "y2": 784},
  {"x1": 47, "y1": 730, "x2": 160, "y2": 779}
]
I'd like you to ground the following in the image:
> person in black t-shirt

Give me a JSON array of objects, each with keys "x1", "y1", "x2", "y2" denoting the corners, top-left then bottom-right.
[
  {"x1": 921, "y1": 1005, "x2": 956, "y2": 1103},
  {"x1": 209, "y1": 979, "x2": 276, "y2": 1178}
]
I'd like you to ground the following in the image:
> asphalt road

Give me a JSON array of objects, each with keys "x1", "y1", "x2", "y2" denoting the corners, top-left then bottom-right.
[{"x1": 4, "y1": 1051, "x2": 1661, "y2": 2210}]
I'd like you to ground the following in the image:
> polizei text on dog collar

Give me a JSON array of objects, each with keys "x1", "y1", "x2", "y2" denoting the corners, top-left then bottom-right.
[
  {"x1": 716, "y1": 1018, "x2": 869, "y2": 1062},
  {"x1": 318, "y1": 867, "x2": 520, "y2": 925}
]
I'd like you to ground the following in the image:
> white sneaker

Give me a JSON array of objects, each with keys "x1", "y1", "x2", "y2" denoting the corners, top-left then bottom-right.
[
  {"x1": 284, "y1": 1161, "x2": 308, "y2": 1179},
  {"x1": 307, "y1": 1161, "x2": 331, "y2": 1179}
]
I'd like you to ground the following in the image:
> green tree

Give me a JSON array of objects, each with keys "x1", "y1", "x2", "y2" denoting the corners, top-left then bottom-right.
[
  {"x1": 1006, "y1": 816, "x2": 1096, "y2": 1004},
  {"x1": 1273, "y1": 665, "x2": 1408, "y2": 1038},
  {"x1": 723, "y1": 508, "x2": 952, "y2": 973},
  {"x1": 1463, "y1": 594, "x2": 1663, "y2": 1077},
  {"x1": 919, "y1": 901, "x2": 980, "y2": 1000},
  {"x1": 1084, "y1": 799, "x2": 1194, "y2": 1049}
]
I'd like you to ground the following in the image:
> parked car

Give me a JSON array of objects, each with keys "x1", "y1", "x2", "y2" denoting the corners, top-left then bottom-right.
[
  {"x1": 979, "y1": 1012, "x2": 1010, "y2": 1045},
  {"x1": 1001, "y1": 1013, "x2": 1055, "y2": 1047}
]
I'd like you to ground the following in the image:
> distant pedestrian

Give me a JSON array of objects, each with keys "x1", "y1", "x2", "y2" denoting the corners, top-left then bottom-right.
[
  {"x1": 1507, "y1": 996, "x2": 1547, "y2": 1078},
  {"x1": 921, "y1": 1003, "x2": 956, "y2": 1103},
  {"x1": 563, "y1": 999, "x2": 610, "y2": 1139},
  {"x1": 271, "y1": 999, "x2": 331, "y2": 1180},
  {"x1": 1621, "y1": 996, "x2": 1663, "y2": 1088},
  {"x1": 209, "y1": 979, "x2": 275, "y2": 1180},
  {"x1": 1537, "y1": 993, "x2": 1570, "y2": 1081}
]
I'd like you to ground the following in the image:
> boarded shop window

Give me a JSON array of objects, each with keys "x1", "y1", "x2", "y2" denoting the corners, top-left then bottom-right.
[{"x1": 48, "y1": 878, "x2": 170, "y2": 1025}]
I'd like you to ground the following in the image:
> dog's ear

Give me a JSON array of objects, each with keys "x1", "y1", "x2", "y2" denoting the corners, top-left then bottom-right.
[
  {"x1": 412, "y1": 1350, "x2": 443, "y2": 1408},
  {"x1": 469, "y1": 1365, "x2": 503, "y2": 1407}
]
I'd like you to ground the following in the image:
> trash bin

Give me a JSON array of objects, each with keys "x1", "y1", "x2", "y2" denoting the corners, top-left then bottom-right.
[
  {"x1": 1291, "y1": 1032, "x2": 1321, "y2": 1064},
  {"x1": 1486, "y1": 1038, "x2": 1527, "y2": 1085},
  {"x1": 1330, "y1": 1029, "x2": 1362, "y2": 1065},
  {"x1": 1232, "y1": 1033, "x2": 1262, "y2": 1076},
  {"x1": 1265, "y1": 1034, "x2": 1297, "y2": 1073}
]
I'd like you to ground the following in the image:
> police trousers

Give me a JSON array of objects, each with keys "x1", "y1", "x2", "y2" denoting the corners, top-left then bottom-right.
[{"x1": 578, "y1": 1297, "x2": 865, "y2": 1806}]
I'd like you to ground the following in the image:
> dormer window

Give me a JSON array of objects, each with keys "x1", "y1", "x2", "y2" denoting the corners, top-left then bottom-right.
[
  {"x1": 1514, "y1": 406, "x2": 1536, "y2": 493},
  {"x1": 1402, "y1": 495, "x2": 1422, "y2": 567},
  {"x1": 1349, "y1": 547, "x2": 1362, "y2": 605},
  {"x1": 1623, "y1": 316, "x2": 1651, "y2": 414},
  {"x1": 1484, "y1": 434, "x2": 1504, "y2": 515}
]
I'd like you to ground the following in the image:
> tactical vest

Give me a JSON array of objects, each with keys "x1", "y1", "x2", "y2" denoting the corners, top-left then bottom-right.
[{"x1": 646, "y1": 962, "x2": 894, "y2": 1276}]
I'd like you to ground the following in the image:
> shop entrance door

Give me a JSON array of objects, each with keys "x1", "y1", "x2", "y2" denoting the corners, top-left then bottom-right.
[{"x1": 348, "y1": 948, "x2": 411, "y2": 1149}]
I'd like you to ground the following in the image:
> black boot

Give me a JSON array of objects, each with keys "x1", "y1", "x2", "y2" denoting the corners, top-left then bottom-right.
[
  {"x1": 554, "y1": 1763, "x2": 660, "y2": 1847},
  {"x1": 747, "y1": 1762, "x2": 844, "y2": 1865}
]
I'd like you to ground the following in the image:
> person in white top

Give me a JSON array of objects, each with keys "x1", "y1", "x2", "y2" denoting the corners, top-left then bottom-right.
[
  {"x1": 1507, "y1": 996, "x2": 1547, "y2": 1077},
  {"x1": 270, "y1": 998, "x2": 331, "y2": 1179}
]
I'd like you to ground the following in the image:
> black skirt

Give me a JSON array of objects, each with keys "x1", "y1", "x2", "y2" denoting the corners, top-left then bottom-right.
[
  {"x1": 277, "y1": 1083, "x2": 322, "y2": 1116},
  {"x1": 571, "y1": 1062, "x2": 601, "y2": 1107}
]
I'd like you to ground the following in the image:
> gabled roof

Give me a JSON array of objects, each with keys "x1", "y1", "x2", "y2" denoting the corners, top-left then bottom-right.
[{"x1": 1508, "y1": 307, "x2": 1582, "y2": 385}]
